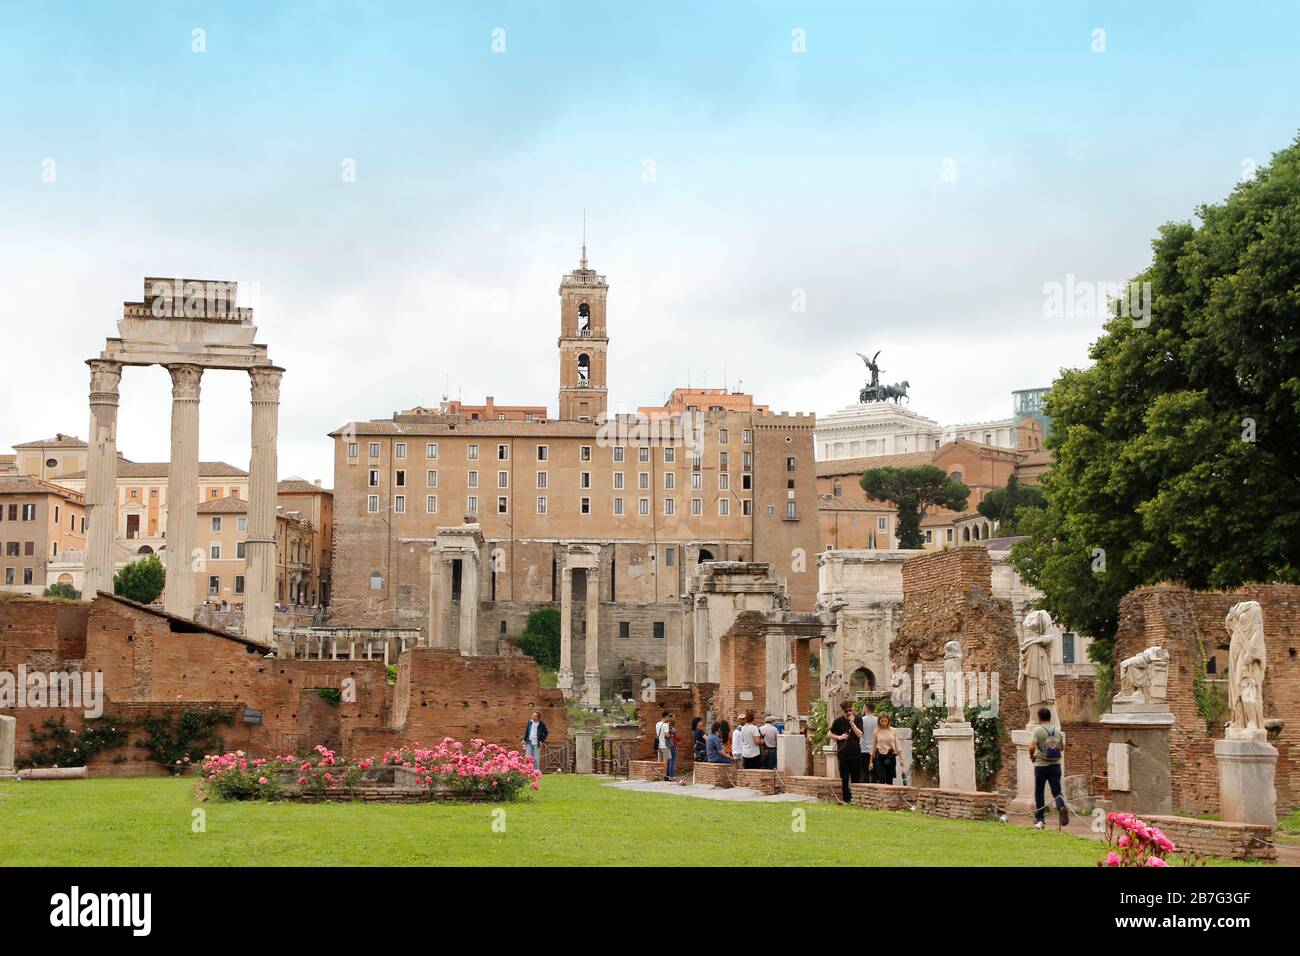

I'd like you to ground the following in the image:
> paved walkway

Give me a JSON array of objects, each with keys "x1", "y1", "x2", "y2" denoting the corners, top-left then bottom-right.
[{"x1": 605, "y1": 779, "x2": 815, "y2": 803}]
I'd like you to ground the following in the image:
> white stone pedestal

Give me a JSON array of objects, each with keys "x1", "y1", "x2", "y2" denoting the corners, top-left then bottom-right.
[
  {"x1": 823, "y1": 743, "x2": 839, "y2": 780},
  {"x1": 1215, "y1": 736, "x2": 1278, "y2": 827},
  {"x1": 556, "y1": 667, "x2": 574, "y2": 699},
  {"x1": 1100, "y1": 706, "x2": 1174, "y2": 815},
  {"x1": 934, "y1": 721, "x2": 977, "y2": 792},
  {"x1": 895, "y1": 727, "x2": 913, "y2": 786},
  {"x1": 574, "y1": 731, "x2": 594, "y2": 775},
  {"x1": 1009, "y1": 728, "x2": 1036, "y2": 814},
  {"x1": 581, "y1": 669, "x2": 601, "y2": 708},
  {"x1": 0, "y1": 714, "x2": 16, "y2": 781},
  {"x1": 777, "y1": 733, "x2": 807, "y2": 775}
]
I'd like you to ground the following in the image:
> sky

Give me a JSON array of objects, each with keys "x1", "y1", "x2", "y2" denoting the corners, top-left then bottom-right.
[{"x1": 2, "y1": 1, "x2": 1298, "y2": 484}]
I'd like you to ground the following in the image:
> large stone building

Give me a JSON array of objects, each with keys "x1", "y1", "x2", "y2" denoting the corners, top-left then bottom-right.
[
  {"x1": 0, "y1": 476, "x2": 86, "y2": 593},
  {"x1": 329, "y1": 253, "x2": 821, "y2": 694}
]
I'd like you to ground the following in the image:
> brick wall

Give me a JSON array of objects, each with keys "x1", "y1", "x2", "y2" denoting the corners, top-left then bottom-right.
[
  {"x1": 715, "y1": 610, "x2": 768, "y2": 722},
  {"x1": 692, "y1": 762, "x2": 736, "y2": 787},
  {"x1": 635, "y1": 684, "x2": 715, "y2": 760},
  {"x1": 1115, "y1": 584, "x2": 1300, "y2": 811},
  {"x1": 1144, "y1": 814, "x2": 1276, "y2": 861}
]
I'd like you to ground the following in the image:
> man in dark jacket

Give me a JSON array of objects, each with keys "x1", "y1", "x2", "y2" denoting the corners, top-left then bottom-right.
[{"x1": 523, "y1": 711, "x2": 548, "y2": 773}]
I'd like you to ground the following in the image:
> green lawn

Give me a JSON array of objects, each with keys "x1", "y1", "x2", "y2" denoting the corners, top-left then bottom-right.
[{"x1": 0, "y1": 775, "x2": 1123, "y2": 866}]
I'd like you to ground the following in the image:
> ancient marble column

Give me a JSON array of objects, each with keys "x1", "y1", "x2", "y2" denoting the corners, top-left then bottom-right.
[
  {"x1": 0, "y1": 714, "x2": 16, "y2": 780},
  {"x1": 582, "y1": 568, "x2": 601, "y2": 706},
  {"x1": 557, "y1": 564, "x2": 574, "y2": 693},
  {"x1": 83, "y1": 360, "x2": 123, "y2": 599},
  {"x1": 164, "y1": 364, "x2": 203, "y2": 618},
  {"x1": 245, "y1": 367, "x2": 283, "y2": 646},
  {"x1": 427, "y1": 551, "x2": 448, "y2": 647},
  {"x1": 459, "y1": 551, "x2": 479, "y2": 656}
]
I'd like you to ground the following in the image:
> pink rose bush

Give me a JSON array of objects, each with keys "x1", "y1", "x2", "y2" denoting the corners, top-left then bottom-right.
[
  {"x1": 199, "y1": 739, "x2": 537, "y2": 802},
  {"x1": 380, "y1": 737, "x2": 540, "y2": 802},
  {"x1": 1098, "y1": 812, "x2": 1187, "y2": 867},
  {"x1": 200, "y1": 745, "x2": 365, "y2": 801}
]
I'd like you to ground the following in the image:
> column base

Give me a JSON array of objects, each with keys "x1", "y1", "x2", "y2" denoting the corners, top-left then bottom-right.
[
  {"x1": 574, "y1": 731, "x2": 594, "y2": 775},
  {"x1": 1215, "y1": 737, "x2": 1278, "y2": 827},
  {"x1": 823, "y1": 744, "x2": 839, "y2": 780},
  {"x1": 581, "y1": 669, "x2": 601, "y2": 708},
  {"x1": 777, "y1": 733, "x2": 807, "y2": 775},
  {"x1": 934, "y1": 721, "x2": 977, "y2": 792},
  {"x1": 556, "y1": 668, "x2": 574, "y2": 692}
]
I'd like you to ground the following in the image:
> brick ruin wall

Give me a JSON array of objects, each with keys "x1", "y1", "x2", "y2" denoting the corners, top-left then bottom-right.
[
  {"x1": 1114, "y1": 584, "x2": 1300, "y2": 814},
  {"x1": 0, "y1": 594, "x2": 564, "y2": 772}
]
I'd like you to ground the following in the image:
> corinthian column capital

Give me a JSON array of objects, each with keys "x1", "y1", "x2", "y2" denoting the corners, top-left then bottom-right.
[
  {"x1": 167, "y1": 363, "x2": 204, "y2": 400},
  {"x1": 88, "y1": 359, "x2": 123, "y2": 399},
  {"x1": 250, "y1": 366, "x2": 284, "y2": 403}
]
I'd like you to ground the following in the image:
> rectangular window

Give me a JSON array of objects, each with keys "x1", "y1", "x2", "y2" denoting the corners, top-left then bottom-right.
[
  {"x1": 237, "y1": 541, "x2": 246, "y2": 559},
  {"x1": 743, "y1": 451, "x2": 752, "y2": 471},
  {"x1": 395, "y1": 442, "x2": 407, "y2": 460},
  {"x1": 367, "y1": 495, "x2": 379, "y2": 513},
  {"x1": 639, "y1": 497, "x2": 649, "y2": 516},
  {"x1": 664, "y1": 498, "x2": 675, "y2": 516},
  {"x1": 743, "y1": 429, "x2": 752, "y2": 444},
  {"x1": 347, "y1": 442, "x2": 359, "y2": 459},
  {"x1": 742, "y1": 499, "x2": 752, "y2": 516},
  {"x1": 536, "y1": 445, "x2": 548, "y2": 461},
  {"x1": 691, "y1": 473, "x2": 702, "y2": 490},
  {"x1": 536, "y1": 471, "x2": 548, "y2": 489},
  {"x1": 691, "y1": 453, "x2": 702, "y2": 471},
  {"x1": 369, "y1": 442, "x2": 381, "y2": 458},
  {"x1": 719, "y1": 428, "x2": 728, "y2": 444},
  {"x1": 613, "y1": 472, "x2": 624, "y2": 490},
  {"x1": 427, "y1": 470, "x2": 438, "y2": 488},
  {"x1": 638, "y1": 472, "x2": 649, "y2": 490},
  {"x1": 497, "y1": 471, "x2": 508, "y2": 489},
  {"x1": 580, "y1": 497, "x2": 591, "y2": 515},
  {"x1": 786, "y1": 501, "x2": 797, "y2": 519},
  {"x1": 208, "y1": 575, "x2": 220, "y2": 595},
  {"x1": 467, "y1": 496, "x2": 478, "y2": 514},
  {"x1": 719, "y1": 473, "x2": 729, "y2": 490},
  {"x1": 663, "y1": 447, "x2": 675, "y2": 463},
  {"x1": 24, "y1": 541, "x2": 34, "y2": 556},
  {"x1": 665, "y1": 548, "x2": 675, "y2": 567},
  {"x1": 22, "y1": 504, "x2": 36, "y2": 521},
  {"x1": 664, "y1": 472, "x2": 675, "y2": 490},
  {"x1": 211, "y1": 516, "x2": 222, "y2": 532},
  {"x1": 653, "y1": 622, "x2": 665, "y2": 640},
  {"x1": 394, "y1": 495, "x2": 406, "y2": 513},
  {"x1": 580, "y1": 445, "x2": 592, "y2": 462},
  {"x1": 234, "y1": 575, "x2": 245, "y2": 594},
  {"x1": 613, "y1": 497, "x2": 624, "y2": 516},
  {"x1": 638, "y1": 446, "x2": 649, "y2": 463},
  {"x1": 720, "y1": 499, "x2": 731, "y2": 516},
  {"x1": 878, "y1": 517, "x2": 887, "y2": 530},
  {"x1": 210, "y1": 543, "x2": 222, "y2": 560},
  {"x1": 580, "y1": 472, "x2": 591, "y2": 489},
  {"x1": 946, "y1": 528, "x2": 954, "y2": 542},
  {"x1": 786, "y1": 456, "x2": 796, "y2": 472},
  {"x1": 467, "y1": 444, "x2": 479, "y2": 460},
  {"x1": 237, "y1": 516, "x2": 248, "y2": 532},
  {"x1": 498, "y1": 444, "x2": 509, "y2": 460},
  {"x1": 612, "y1": 446, "x2": 625, "y2": 462},
  {"x1": 497, "y1": 496, "x2": 508, "y2": 514},
  {"x1": 1062, "y1": 633, "x2": 1076, "y2": 664},
  {"x1": 719, "y1": 452, "x2": 729, "y2": 469},
  {"x1": 691, "y1": 498, "x2": 702, "y2": 516},
  {"x1": 468, "y1": 471, "x2": 478, "y2": 488},
  {"x1": 426, "y1": 443, "x2": 438, "y2": 459},
  {"x1": 427, "y1": 495, "x2": 438, "y2": 513},
  {"x1": 395, "y1": 470, "x2": 406, "y2": 487},
  {"x1": 619, "y1": 621, "x2": 630, "y2": 640},
  {"x1": 368, "y1": 469, "x2": 380, "y2": 487},
  {"x1": 537, "y1": 496, "x2": 547, "y2": 515}
]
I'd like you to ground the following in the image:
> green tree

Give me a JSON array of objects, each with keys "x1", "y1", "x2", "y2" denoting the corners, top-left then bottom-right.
[
  {"x1": 515, "y1": 607, "x2": 561, "y2": 669},
  {"x1": 43, "y1": 582, "x2": 82, "y2": 600},
  {"x1": 860, "y1": 464, "x2": 969, "y2": 549},
  {"x1": 113, "y1": 554, "x2": 166, "y2": 604},
  {"x1": 976, "y1": 475, "x2": 1046, "y2": 534},
  {"x1": 1013, "y1": 134, "x2": 1300, "y2": 667}
]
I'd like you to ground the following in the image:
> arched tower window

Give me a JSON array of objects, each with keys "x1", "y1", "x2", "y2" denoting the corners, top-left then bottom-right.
[
  {"x1": 578, "y1": 302, "x2": 591, "y2": 332},
  {"x1": 577, "y1": 353, "x2": 590, "y2": 382}
]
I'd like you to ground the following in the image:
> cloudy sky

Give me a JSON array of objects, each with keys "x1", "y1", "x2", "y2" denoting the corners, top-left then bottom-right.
[{"x1": 2, "y1": 1, "x2": 1298, "y2": 484}]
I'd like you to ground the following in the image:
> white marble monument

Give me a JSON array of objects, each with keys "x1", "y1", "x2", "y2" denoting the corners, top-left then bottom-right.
[
  {"x1": 1215, "y1": 601, "x2": 1277, "y2": 826},
  {"x1": 0, "y1": 714, "x2": 17, "y2": 781},
  {"x1": 934, "y1": 640, "x2": 978, "y2": 791}
]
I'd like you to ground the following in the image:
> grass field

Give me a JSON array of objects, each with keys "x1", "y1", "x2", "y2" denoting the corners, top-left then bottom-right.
[{"x1": 0, "y1": 774, "x2": 1128, "y2": 867}]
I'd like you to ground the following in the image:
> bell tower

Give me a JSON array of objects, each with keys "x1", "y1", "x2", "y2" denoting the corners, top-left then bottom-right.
[{"x1": 557, "y1": 238, "x2": 609, "y2": 421}]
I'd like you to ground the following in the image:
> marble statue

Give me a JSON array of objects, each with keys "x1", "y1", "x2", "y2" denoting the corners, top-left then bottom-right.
[
  {"x1": 781, "y1": 663, "x2": 799, "y2": 729},
  {"x1": 823, "y1": 669, "x2": 843, "y2": 701},
  {"x1": 1117, "y1": 645, "x2": 1169, "y2": 704},
  {"x1": 1017, "y1": 609, "x2": 1056, "y2": 717},
  {"x1": 1225, "y1": 601, "x2": 1267, "y2": 739},
  {"x1": 943, "y1": 640, "x2": 963, "y2": 722}
]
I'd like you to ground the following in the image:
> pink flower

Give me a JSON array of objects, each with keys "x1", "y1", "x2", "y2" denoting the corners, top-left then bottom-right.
[
  {"x1": 1145, "y1": 856, "x2": 1169, "y2": 867},
  {"x1": 298, "y1": 776, "x2": 307, "y2": 785},
  {"x1": 258, "y1": 776, "x2": 268, "y2": 785},
  {"x1": 1117, "y1": 835, "x2": 1130, "y2": 848},
  {"x1": 1102, "y1": 852, "x2": 1121, "y2": 867}
]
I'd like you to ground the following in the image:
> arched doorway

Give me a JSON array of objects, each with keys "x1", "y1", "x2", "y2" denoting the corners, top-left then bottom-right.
[
  {"x1": 849, "y1": 667, "x2": 876, "y2": 692},
  {"x1": 698, "y1": 548, "x2": 714, "y2": 563}
]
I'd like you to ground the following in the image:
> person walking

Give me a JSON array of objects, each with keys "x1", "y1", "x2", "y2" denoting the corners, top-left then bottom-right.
[
  {"x1": 759, "y1": 715, "x2": 779, "y2": 769},
  {"x1": 705, "y1": 720, "x2": 734, "y2": 763},
  {"x1": 860, "y1": 702, "x2": 878, "y2": 774},
  {"x1": 665, "y1": 716, "x2": 679, "y2": 781},
  {"x1": 1029, "y1": 707, "x2": 1069, "y2": 829},
  {"x1": 522, "y1": 710, "x2": 548, "y2": 774},
  {"x1": 738, "y1": 709, "x2": 764, "y2": 769},
  {"x1": 866, "y1": 711, "x2": 899, "y2": 784},
  {"x1": 828, "y1": 699, "x2": 864, "y2": 802}
]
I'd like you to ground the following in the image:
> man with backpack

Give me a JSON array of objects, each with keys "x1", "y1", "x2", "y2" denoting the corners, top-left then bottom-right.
[{"x1": 1027, "y1": 707, "x2": 1068, "y2": 829}]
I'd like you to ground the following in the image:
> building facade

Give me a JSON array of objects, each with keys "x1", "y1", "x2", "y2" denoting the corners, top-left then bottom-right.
[
  {"x1": 329, "y1": 254, "x2": 821, "y2": 690},
  {"x1": 0, "y1": 476, "x2": 87, "y2": 593}
]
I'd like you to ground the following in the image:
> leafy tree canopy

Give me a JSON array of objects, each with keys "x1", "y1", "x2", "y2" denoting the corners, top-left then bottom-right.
[
  {"x1": 515, "y1": 606, "x2": 561, "y2": 670},
  {"x1": 976, "y1": 475, "x2": 1047, "y2": 534},
  {"x1": 1013, "y1": 133, "x2": 1300, "y2": 662},
  {"x1": 860, "y1": 464, "x2": 969, "y2": 549},
  {"x1": 113, "y1": 554, "x2": 166, "y2": 605}
]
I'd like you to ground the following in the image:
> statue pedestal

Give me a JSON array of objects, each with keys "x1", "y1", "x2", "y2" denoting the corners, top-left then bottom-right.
[
  {"x1": 934, "y1": 721, "x2": 977, "y2": 792},
  {"x1": 1100, "y1": 706, "x2": 1174, "y2": 815},
  {"x1": 574, "y1": 731, "x2": 594, "y2": 775},
  {"x1": 1009, "y1": 729, "x2": 1036, "y2": 814},
  {"x1": 556, "y1": 667, "x2": 574, "y2": 700},
  {"x1": 822, "y1": 743, "x2": 839, "y2": 780},
  {"x1": 1215, "y1": 736, "x2": 1278, "y2": 827},
  {"x1": 777, "y1": 733, "x2": 807, "y2": 775},
  {"x1": 581, "y1": 669, "x2": 601, "y2": 708},
  {"x1": 895, "y1": 727, "x2": 913, "y2": 786},
  {"x1": 0, "y1": 715, "x2": 16, "y2": 781}
]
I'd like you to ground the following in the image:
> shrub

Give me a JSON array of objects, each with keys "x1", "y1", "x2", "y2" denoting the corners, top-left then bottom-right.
[
  {"x1": 43, "y1": 582, "x2": 82, "y2": 600},
  {"x1": 200, "y1": 745, "x2": 367, "y2": 801},
  {"x1": 113, "y1": 554, "x2": 166, "y2": 604},
  {"x1": 136, "y1": 707, "x2": 236, "y2": 774},
  {"x1": 514, "y1": 607, "x2": 561, "y2": 669},
  {"x1": 380, "y1": 737, "x2": 539, "y2": 801},
  {"x1": 1099, "y1": 812, "x2": 1200, "y2": 867},
  {"x1": 24, "y1": 716, "x2": 130, "y2": 769}
]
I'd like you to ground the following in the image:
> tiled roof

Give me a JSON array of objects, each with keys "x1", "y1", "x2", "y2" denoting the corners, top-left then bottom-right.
[
  {"x1": 61, "y1": 461, "x2": 249, "y2": 480},
  {"x1": 0, "y1": 475, "x2": 86, "y2": 502},
  {"x1": 816, "y1": 450, "x2": 937, "y2": 478},
  {"x1": 817, "y1": 496, "x2": 893, "y2": 512},
  {"x1": 197, "y1": 494, "x2": 249, "y2": 514},
  {"x1": 278, "y1": 478, "x2": 332, "y2": 495},
  {"x1": 13, "y1": 434, "x2": 87, "y2": 449}
]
